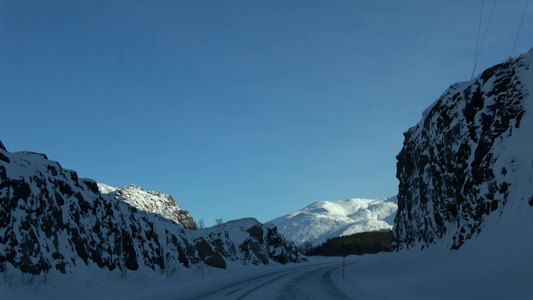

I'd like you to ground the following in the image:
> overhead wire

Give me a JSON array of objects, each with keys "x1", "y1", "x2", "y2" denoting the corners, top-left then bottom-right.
[
  {"x1": 471, "y1": 0, "x2": 498, "y2": 80},
  {"x1": 472, "y1": 0, "x2": 484, "y2": 78},
  {"x1": 511, "y1": 0, "x2": 529, "y2": 57}
]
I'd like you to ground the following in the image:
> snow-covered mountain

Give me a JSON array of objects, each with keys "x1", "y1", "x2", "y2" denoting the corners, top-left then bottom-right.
[
  {"x1": 97, "y1": 183, "x2": 197, "y2": 230},
  {"x1": 268, "y1": 197, "x2": 397, "y2": 247},
  {"x1": 394, "y1": 49, "x2": 533, "y2": 250},
  {"x1": 0, "y1": 140, "x2": 303, "y2": 277}
]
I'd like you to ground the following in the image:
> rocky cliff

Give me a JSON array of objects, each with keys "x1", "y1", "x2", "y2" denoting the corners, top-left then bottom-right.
[
  {"x1": 394, "y1": 49, "x2": 533, "y2": 250},
  {"x1": 97, "y1": 183, "x2": 197, "y2": 230},
  {"x1": 0, "y1": 141, "x2": 303, "y2": 276}
]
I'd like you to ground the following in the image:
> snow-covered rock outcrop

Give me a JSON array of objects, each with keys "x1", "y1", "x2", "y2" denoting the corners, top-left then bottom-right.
[
  {"x1": 97, "y1": 183, "x2": 197, "y2": 230},
  {"x1": 0, "y1": 141, "x2": 303, "y2": 276},
  {"x1": 268, "y1": 197, "x2": 397, "y2": 247},
  {"x1": 394, "y1": 49, "x2": 533, "y2": 250},
  {"x1": 194, "y1": 218, "x2": 303, "y2": 266}
]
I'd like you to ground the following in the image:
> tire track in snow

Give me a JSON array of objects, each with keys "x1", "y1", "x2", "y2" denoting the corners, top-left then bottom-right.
[{"x1": 275, "y1": 263, "x2": 351, "y2": 300}]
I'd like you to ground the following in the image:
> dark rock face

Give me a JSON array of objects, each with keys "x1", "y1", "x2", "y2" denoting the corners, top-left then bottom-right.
[
  {"x1": 199, "y1": 219, "x2": 303, "y2": 266},
  {"x1": 0, "y1": 142, "x2": 304, "y2": 276},
  {"x1": 394, "y1": 52, "x2": 532, "y2": 250}
]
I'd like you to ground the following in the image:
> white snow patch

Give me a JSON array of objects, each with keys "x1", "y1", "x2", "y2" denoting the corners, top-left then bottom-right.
[{"x1": 268, "y1": 197, "x2": 397, "y2": 246}]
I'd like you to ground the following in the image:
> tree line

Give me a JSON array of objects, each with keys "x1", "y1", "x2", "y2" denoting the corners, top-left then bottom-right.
[{"x1": 303, "y1": 231, "x2": 393, "y2": 256}]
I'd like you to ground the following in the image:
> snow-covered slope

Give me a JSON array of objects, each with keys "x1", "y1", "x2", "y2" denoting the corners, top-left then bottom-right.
[
  {"x1": 335, "y1": 195, "x2": 533, "y2": 299},
  {"x1": 97, "y1": 183, "x2": 197, "y2": 230},
  {"x1": 0, "y1": 141, "x2": 303, "y2": 279},
  {"x1": 394, "y1": 49, "x2": 533, "y2": 250},
  {"x1": 268, "y1": 197, "x2": 397, "y2": 247}
]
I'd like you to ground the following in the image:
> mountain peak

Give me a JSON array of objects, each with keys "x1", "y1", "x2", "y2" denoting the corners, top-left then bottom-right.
[
  {"x1": 268, "y1": 196, "x2": 397, "y2": 247},
  {"x1": 97, "y1": 183, "x2": 197, "y2": 230}
]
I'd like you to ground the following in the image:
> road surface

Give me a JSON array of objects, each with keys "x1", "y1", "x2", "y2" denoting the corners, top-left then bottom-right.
[{"x1": 182, "y1": 261, "x2": 353, "y2": 300}]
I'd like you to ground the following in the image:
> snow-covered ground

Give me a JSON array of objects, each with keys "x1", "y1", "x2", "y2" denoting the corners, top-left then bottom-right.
[
  {"x1": 336, "y1": 194, "x2": 533, "y2": 300},
  {"x1": 3, "y1": 194, "x2": 530, "y2": 300},
  {"x1": 268, "y1": 197, "x2": 397, "y2": 247}
]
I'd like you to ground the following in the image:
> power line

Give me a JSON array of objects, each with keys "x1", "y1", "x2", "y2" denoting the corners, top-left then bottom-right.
[
  {"x1": 473, "y1": 0, "x2": 484, "y2": 76},
  {"x1": 471, "y1": 0, "x2": 498, "y2": 80},
  {"x1": 511, "y1": 0, "x2": 529, "y2": 57}
]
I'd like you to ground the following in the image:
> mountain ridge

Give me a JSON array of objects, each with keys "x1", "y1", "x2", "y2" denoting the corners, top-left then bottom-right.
[
  {"x1": 97, "y1": 183, "x2": 197, "y2": 230},
  {"x1": 268, "y1": 196, "x2": 397, "y2": 247}
]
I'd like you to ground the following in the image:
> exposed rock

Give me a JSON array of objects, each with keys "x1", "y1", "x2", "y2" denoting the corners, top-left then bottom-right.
[
  {"x1": 192, "y1": 218, "x2": 303, "y2": 267},
  {"x1": 394, "y1": 49, "x2": 533, "y2": 250},
  {"x1": 98, "y1": 183, "x2": 197, "y2": 230},
  {"x1": 0, "y1": 141, "x2": 304, "y2": 276}
]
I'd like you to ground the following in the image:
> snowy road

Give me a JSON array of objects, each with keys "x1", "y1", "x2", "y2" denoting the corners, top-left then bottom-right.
[
  {"x1": 189, "y1": 261, "x2": 351, "y2": 300},
  {"x1": 142, "y1": 260, "x2": 353, "y2": 300},
  {"x1": 272, "y1": 263, "x2": 351, "y2": 300}
]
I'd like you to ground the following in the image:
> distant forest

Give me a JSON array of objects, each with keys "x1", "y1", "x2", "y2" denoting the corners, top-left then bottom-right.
[{"x1": 303, "y1": 231, "x2": 393, "y2": 256}]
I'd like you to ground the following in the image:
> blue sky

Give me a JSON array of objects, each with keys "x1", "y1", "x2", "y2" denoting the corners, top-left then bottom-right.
[{"x1": 1, "y1": 1, "x2": 532, "y2": 226}]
